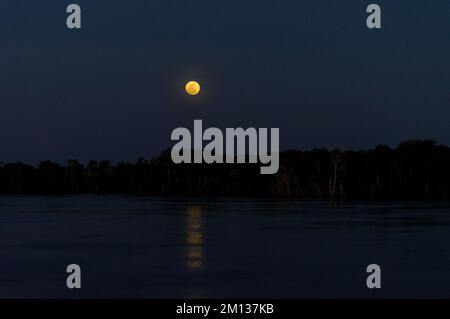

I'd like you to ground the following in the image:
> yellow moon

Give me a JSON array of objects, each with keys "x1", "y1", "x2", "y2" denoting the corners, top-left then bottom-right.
[{"x1": 185, "y1": 81, "x2": 201, "y2": 96}]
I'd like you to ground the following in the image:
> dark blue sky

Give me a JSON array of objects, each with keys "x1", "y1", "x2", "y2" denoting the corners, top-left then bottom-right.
[{"x1": 0, "y1": 1, "x2": 449, "y2": 164}]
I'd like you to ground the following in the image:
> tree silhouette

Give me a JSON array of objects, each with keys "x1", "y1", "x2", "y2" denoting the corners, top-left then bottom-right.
[{"x1": 0, "y1": 140, "x2": 450, "y2": 200}]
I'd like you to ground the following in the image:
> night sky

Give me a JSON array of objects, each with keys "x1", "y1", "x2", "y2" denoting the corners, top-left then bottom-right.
[{"x1": 0, "y1": 1, "x2": 449, "y2": 164}]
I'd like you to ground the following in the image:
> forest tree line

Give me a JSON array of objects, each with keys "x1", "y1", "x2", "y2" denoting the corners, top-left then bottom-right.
[{"x1": 1, "y1": 140, "x2": 450, "y2": 200}]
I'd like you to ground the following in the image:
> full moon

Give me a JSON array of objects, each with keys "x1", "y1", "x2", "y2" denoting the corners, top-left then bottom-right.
[{"x1": 185, "y1": 81, "x2": 201, "y2": 96}]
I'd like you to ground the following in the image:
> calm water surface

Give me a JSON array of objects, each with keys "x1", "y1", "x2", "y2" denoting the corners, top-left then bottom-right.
[{"x1": 0, "y1": 196, "x2": 449, "y2": 298}]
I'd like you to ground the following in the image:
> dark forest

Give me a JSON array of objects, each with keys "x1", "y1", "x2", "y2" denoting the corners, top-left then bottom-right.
[{"x1": 1, "y1": 140, "x2": 450, "y2": 200}]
